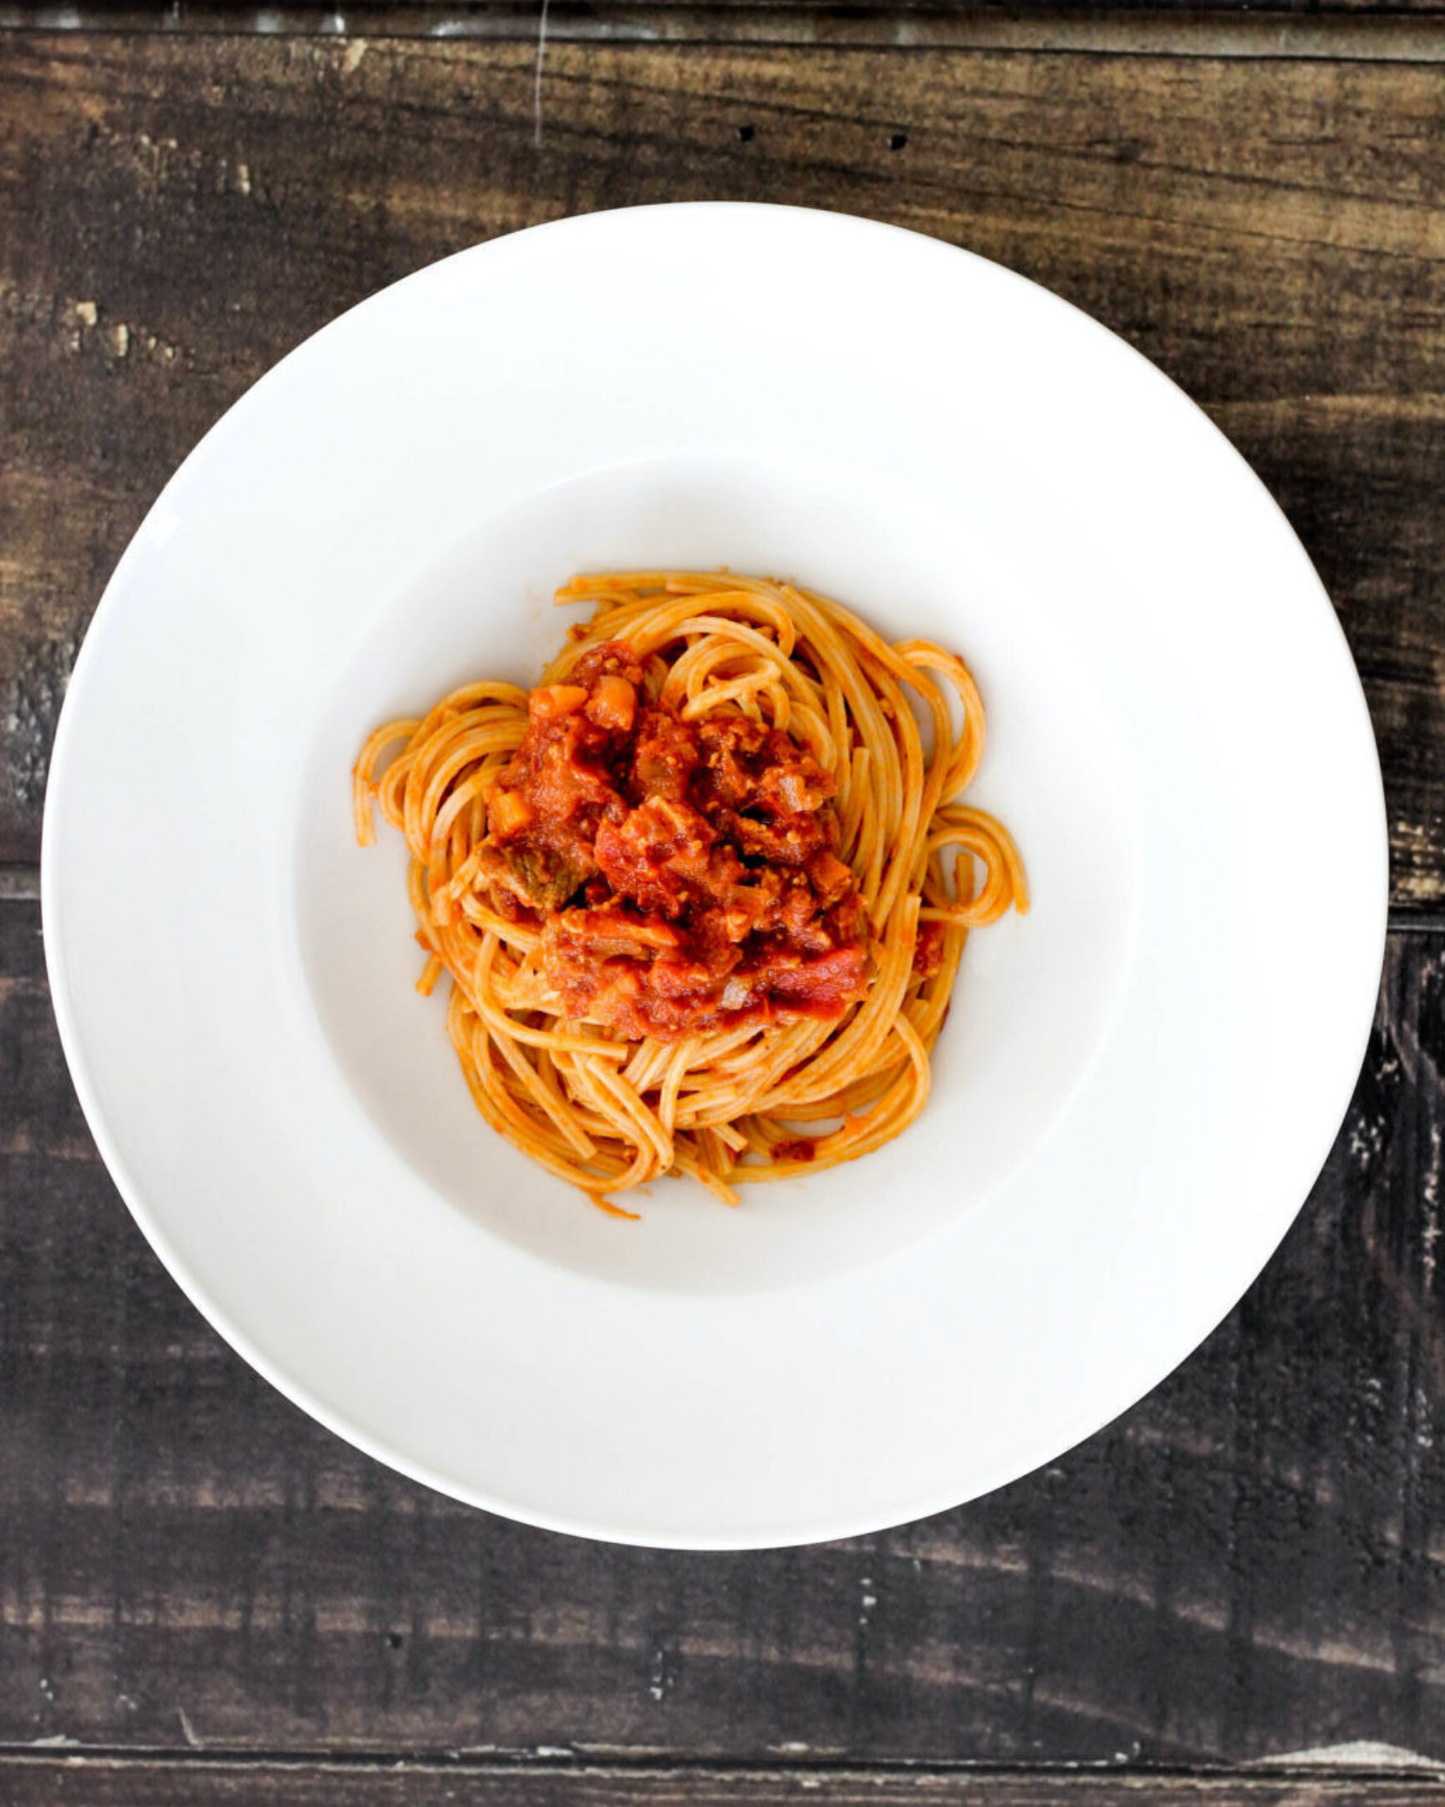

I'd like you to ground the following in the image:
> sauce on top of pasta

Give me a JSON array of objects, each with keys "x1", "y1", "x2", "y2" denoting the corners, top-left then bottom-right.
[{"x1": 475, "y1": 640, "x2": 872, "y2": 1040}]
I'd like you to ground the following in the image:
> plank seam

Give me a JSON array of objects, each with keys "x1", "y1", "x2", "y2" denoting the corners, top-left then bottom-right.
[{"x1": 1, "y1": 1751, "x2": 1445, "y2": 1776}]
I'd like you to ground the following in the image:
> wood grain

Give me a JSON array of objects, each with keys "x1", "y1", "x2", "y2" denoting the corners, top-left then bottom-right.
[
  {"x1": 1, "y1": 34, "x2": 1444, "y2": 898},
  {"x1": 3, "y1": 896, "x2": 1444, "y2": 1764},
  {"x1": 5, "y1": 20, "x2": 1445, "y2": 1791},
  {"x1": 4, "y1": 1759, "x2": 1445, "y2": 1807}
]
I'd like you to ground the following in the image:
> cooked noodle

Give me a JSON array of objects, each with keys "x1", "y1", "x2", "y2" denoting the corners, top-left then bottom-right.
[{"x1": 354, "y1": 571, "x2": 1027, "y2": 1215}]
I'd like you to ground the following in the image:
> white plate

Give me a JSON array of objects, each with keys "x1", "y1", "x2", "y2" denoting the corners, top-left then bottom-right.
[{"x1": 43, "y1": 205, "x2": 1387, "y2": 1548}]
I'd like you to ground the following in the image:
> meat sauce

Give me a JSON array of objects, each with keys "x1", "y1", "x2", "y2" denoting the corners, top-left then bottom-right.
[{"x1": 477, "y1": 641, "x2": 871, "y2": 1040}]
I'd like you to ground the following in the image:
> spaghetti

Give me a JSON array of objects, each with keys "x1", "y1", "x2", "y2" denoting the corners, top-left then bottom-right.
[{"x1": 353, "y1": 571, "x2": 1027, "y2": 1214}]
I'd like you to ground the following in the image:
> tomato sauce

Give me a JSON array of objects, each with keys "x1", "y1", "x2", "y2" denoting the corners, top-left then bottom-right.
[{"x1": 478, "y1": 642, "x2": 871, "y2": 1040}]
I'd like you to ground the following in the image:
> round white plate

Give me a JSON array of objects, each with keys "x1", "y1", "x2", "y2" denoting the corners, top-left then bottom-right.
[{"x1": 43, "y1": 204, "x2": 1387, "y2": 1548}]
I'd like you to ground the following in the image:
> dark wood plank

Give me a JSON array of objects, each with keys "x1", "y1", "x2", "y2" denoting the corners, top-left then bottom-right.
[
  {"x1": 4, "y1": 1759, "x2": 1445, "y2": 1807},
  {"x1": 13, "y1": 1, "x2": 1445, "y2": 24},
  {"x1": 12, "y1": 4, "x2": 1445, "y2": 85},
  {"x1": 10, "y1": 8, "x2": 1445, "y2": 45},
  {"x1": 3, "y1": 893, "x2": 1443, "y2": 1762},
  {"x1": 10, "y1": 13, "x2": 1441, "y2": 75},
  {"x1": 2, "y1": 35, "x2": 1444, "y2": 900}
]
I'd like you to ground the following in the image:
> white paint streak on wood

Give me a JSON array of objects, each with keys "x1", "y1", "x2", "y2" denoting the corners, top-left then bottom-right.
[{"x1": 1256, "y1": 1740, "x2": 1445, "y2": 1773}]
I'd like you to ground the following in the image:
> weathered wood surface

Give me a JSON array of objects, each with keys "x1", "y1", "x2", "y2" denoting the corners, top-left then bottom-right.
[
  {"x1": 5, "y1": 1760, "x2": 1445, "y2": 1807},
  {"x1": 5, "y1": 15, "x2": 1445, "y2": 1797},
  {"x1": 3, "y1": 897, "x2": 1443, "y2": 1763},
  {"x1": 13, "y1": 1, "x2": 1445, "y2": 25},
  {"x1": 2, "y1": 34, "x2": 1445, "y2": 899},
  {"x1": 1, "y1": 9, "x2": 1439, "y2": 68},
  {"x1": 11, "y1": 7, "x2": 1445, "y2": 52}
]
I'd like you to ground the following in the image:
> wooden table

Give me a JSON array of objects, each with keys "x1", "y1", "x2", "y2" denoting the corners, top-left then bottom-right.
[{"x1": 4, "y1": 3, "x2": 1445, "y2": 1800}]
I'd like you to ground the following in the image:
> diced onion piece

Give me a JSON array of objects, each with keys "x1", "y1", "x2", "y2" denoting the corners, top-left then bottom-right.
[
  {"x1": 587, "y1": 675, "x2": 636, "y2": 732},
  {"x1": 489, "y1": 788, "x2": 536, "y2": 838},
  {"x1": 529, "y1": 684, "x2": 588, "y2": 721}
]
